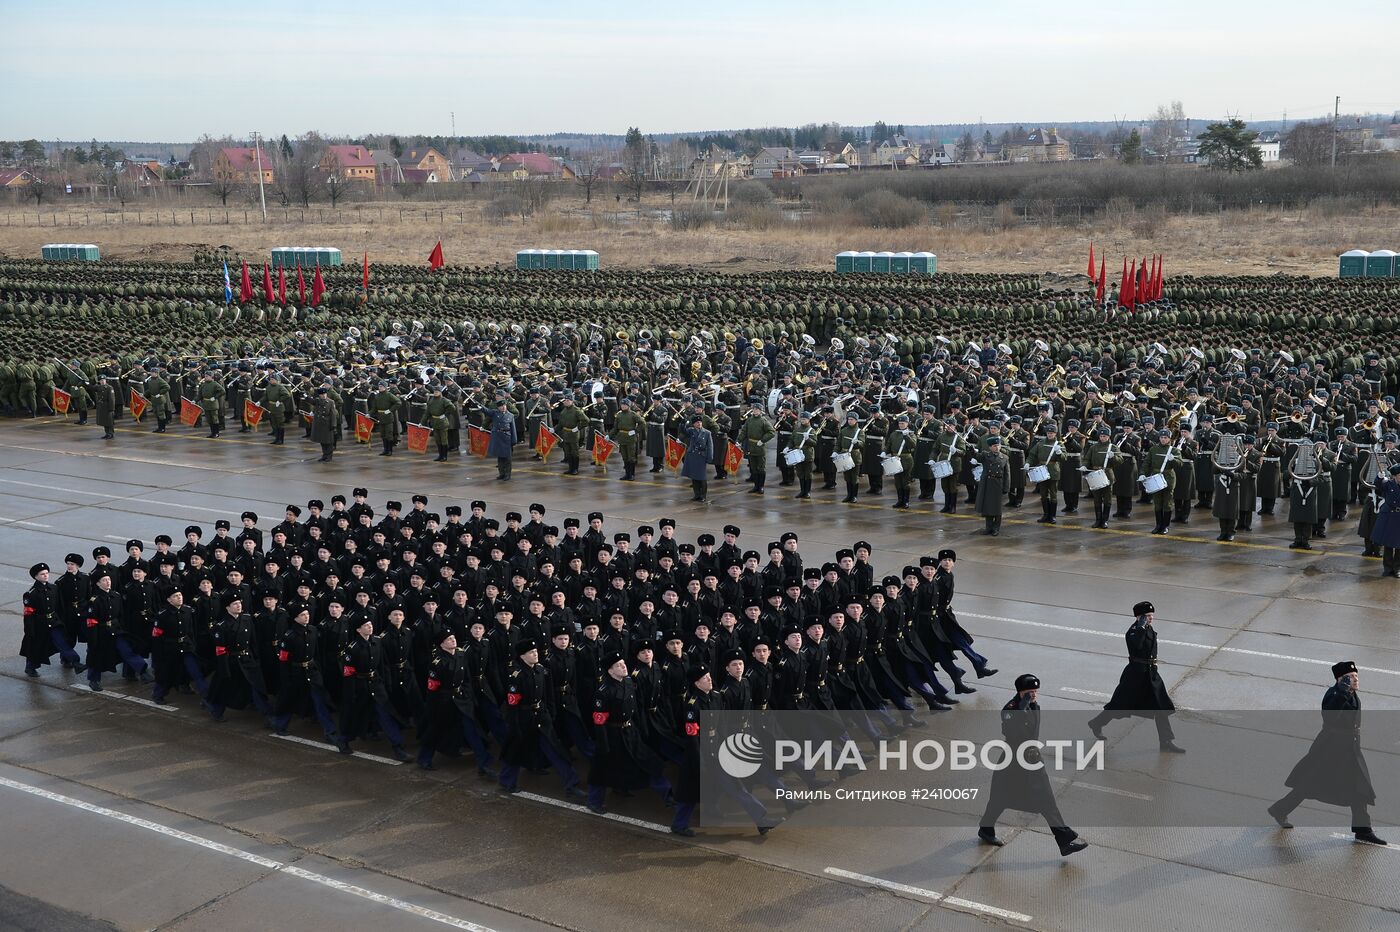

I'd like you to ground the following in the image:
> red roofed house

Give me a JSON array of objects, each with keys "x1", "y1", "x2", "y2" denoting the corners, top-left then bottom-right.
[
  {"x1": 494, "y1": 152, "x2": 574, "y2": 180},
  {"x1": 0, "y1": 169, "x2": 37, "y2": 187},
  {"x1": 212, "y1": 147, "x2": 275, "y2": 184},
  {"x1": 400, "y1": 168, "x2": 440, "y2": 184},
  {"x1": 318, "y1": 145, "x2": 377, "y2": 182}
]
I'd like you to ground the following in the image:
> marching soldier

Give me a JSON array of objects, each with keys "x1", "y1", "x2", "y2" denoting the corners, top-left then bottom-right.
[
  {"x1": 932, "y1": 418, "x2": 964, "y2": 514},
  {"x1": 498, "y1": 638, "x2": 585, "y2": 797},
  {"x1": 311, "y1": 386, "x2": 337, "y2": 463},
  {"x1": 370, "y1": 380, "x2": 400, "y2": 455},
  {"x1": 1171, "y1": 425, "x2": 1198, "y2": 525},
  {"x1": 613, "y1": 396, "x2": 644, "y2": 481},
  {"x1": 739, "y1": 399, "x2": 775, "y2": 495},
  {"x1": 1256, "y1": 422, "x2": 1285, "y2": 515},
  {"x1": 556, "y1": 393, "x2": 587, "y2": 476},
  {"x1": 93, "y1": 376, "x2": 116, "y2": 440},
  {"x1": 1142, "y1": 429, "x2": 1178, "y2": 535},
  {"x1": 975, "y1": 435, "x2": 1008, "y2": 536},
  {"x1": 1369, "y1": 461, "x2": 1400, "y2": 575},
  {"x1": 817, "y1": 407, "x2": 840, "y2": 491},
  {"x1": 1087, "y1": 600, "x2": 1185, "y2": 753},
  {"x1": 1082, "y1": 425, "x2": 1119, "y2": 529},
  {"x1": 197, "y1": 370, "x2": 226, "y2": 438}
]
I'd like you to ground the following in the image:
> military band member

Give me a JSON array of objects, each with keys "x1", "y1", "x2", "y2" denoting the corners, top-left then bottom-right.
[
  {"x1": 1142, "y1": 429, "x2": 1178, "y2": 535},
  {"x1": 1059, "y1": 419, "x2": 1084, "y2": 515},
  {"x1": 613, "y1": 396, "x2": 643, "y2": 481},
  {"x1": 425, "y1": 384, "x2": 452, "y2": 463},
  {"x1": 94, "y1": 376, "x2": 116, "y2": 440},
  {"x1": 1256, "y1": 422, "x2": 1285, "y2": 515},
  {"x1": 887, "y1": 413, "x2": 916, "y2": 509},
  {"x1": 1082, "y1": 425, "x2": 1119, "y2": 529},
  {"x1": 932, "y1": 418, "x2": 964, "y2": 514},
  {"x1": 556, "y1": 393, "x2": 587, "y2": 476},
  {"x1": 739, "y1": 399, "x2": 776, "y2": 495},
  {"x1": 1235, "y1": 434, "x2": 1260, "y2": 533},
  {"x1": 975, "y1": 435, "x2": 1007, "y2": 536},
  {"x1": 197, "y1": 370, "x2": 226, "y2": 438},
  {"x1": 1087, "y1": 600, "x2": 1185, "y2": 753},
  {"x1": 1286, "y1": 438, "x2": 1322, "y2": 550},
  {"x1": 265, "y1": 373, "x2": 293, "y2": 445},
  {"x1": 682, "y1": 414, "x2": 715, "y2": 503},
  {"x1": 1028, "y1": 423, "x2": 1063, "y2": 525},
  {"x1": 1171, "y1": 425, "x2": 1199, "y2": 525},
  {"x1": 836, "y1": 412, "x2": 865, "y2": 504},
  {"x1": 784, "y1": 410, "x2": 817, "y2": 500},
  {"x1": 370, "y1": 381, "x2": 400, "y2": 455},
  {"x1": 1369, "y1": 461, "x2": 1400, "y2": 575},
  {"x1": 311, "y1": 386, "x2": 337, "y2": 463}
]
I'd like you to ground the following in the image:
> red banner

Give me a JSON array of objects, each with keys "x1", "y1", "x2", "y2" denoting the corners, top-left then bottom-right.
[
  {"x1": 724, "y1": 440, "x2": 744, "y2": 475},
  {"x1": 52, "y1": 387, "x2": 72, "y2": 416},
  {"x1": 179, "y1": 398, "x2": 202, "y2": 427},
  {"x1": 243, "y1": 399, "x2": 266, "y2": 429},
  {"x1": 535, "y1": 423, "x2": 559, "y2": 461},
  {"x1": 664, "y1": 436, "x2": 686, "y2": 471},
  {"x1": 467, "y1": 425, "x2": 491, "y2": 457},
  {"x1": 406, "y1": 423, "x2": 431, "y2": 454},
  {"x1": 354, "y1": 412, "x2": 376, "y2": 444},
  {"x1": 128, "y1": 390, "x2": 148, "y2": 422},
  {"x1": 593, "y1": 433, "x2": 617, "y2": 465}
]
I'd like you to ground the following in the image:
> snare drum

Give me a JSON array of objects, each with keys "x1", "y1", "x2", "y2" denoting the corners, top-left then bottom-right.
[
  {"x1": 832, "y1": 452, "x2": 856, "y2": 473},
  {"x1": 1142, "y1": 473, "x2": 1168, "y2": 494},
  {"x1": 1085, "y1": 468, "x2": 1110, "y2": 491},
  {"x1": 783, "y1": 448, "x2": 806, "y2": 466},
  {"x1": 1027, "y1": 464, "x2": 1051, "y2": 484},
  {"x1": 881, "y1": 455, "x2": 903, "y2": 476},
  {"x1": 931, "y1": 460, "x2": 953, "y2": 479}
]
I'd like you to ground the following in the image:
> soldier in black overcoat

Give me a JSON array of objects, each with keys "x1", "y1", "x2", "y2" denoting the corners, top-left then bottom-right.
[{"x1": 1087, "y1": 600, "x2": 1186, "y2": 753}]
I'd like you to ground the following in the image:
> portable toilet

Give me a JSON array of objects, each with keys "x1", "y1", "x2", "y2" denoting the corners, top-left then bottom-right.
[
  {"x1": 577, "y1": 249, "x2": 599, "y2": 270},
  {"x1": 872, "y1": 251, "x2": 893, "y2": 273},
  {"x1": 853, "y1": 251, "x2": 875, "y2": 273},
  {"x1": 1338, "y1": 249, "x2": 1369, "y2": 278},
  {"x1": 836, "y1": 251, "x2": 857, "y2": 273},
  {"x1": 911, "y1": 252, "x2": 937, "y2": 275},
  {"x1": 1365, "y1": 249, "x2": 1397, "y2": 278},
  {"x1": 516, "y1": 249, "x2": 535, "y2": 270},
  {"x1": 891, "y1": 252, "x2": 912, "y2": 274},
  {"x1": 540, "y1": 249, "x2": 559, "y2": 270}
]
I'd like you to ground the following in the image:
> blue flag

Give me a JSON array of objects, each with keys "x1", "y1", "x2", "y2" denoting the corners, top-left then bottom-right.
[{"x1": 223, "y1": 261, "x2": 233, "y2": 305}]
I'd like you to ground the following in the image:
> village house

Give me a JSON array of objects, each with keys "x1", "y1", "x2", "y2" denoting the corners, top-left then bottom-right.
[
  {"x1": 751, "y1": 147, "x2": 800, "y2": 178},
  {"x1": 1002, "y1": 128, "x2": 1071, "y2": 163},
  {"x1": 0, "y1": 168, "x2": 38, "y2": 187},
  {"x1": 211, "y1": 147, "x2": 275, "y2": 184},
  {"x1": 397, "y1": 147, "x2": 453, "y2": 180},
  {"x1": 822, "y1": 141, "x2": 861, "y2": 166},
  {"x1": 873, "y1": 135, "x2": 922, "y2": 165},
  {"x1": 318, "y1": 145, "x2": 377, "y2": 182}
]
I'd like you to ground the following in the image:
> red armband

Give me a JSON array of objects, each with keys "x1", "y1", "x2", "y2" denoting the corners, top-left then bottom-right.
[
  {"x1": 342, "y1": 665, "x2": 357, "y2": 677},
  {"x1": 278, "y1": 649, "x2": 290, "y2": 662},
  {"x1": 426, "y1": 677, "x2": 441, "y2": 692},
  {"x1": 592, "y1": 711, "x2": 609, "y2": 725},
  {"x1": 685, "y1": 721, "x2": 699, "y2": 737},
  {"x1": 506, "y1": 691, "x2": 521, "y2": 706},
  {"x1": 215, "y1": 645, "x2": 228, "y2": 656},
  {"x1": 151, "y1": 627, "x2": 164, "y2": 638},
  {"x1": 23, "y1": 606, "x2": 35, "y2": 616},
  {"x1": 86, "y1": 618, "x2": 98, "y2": 628}
]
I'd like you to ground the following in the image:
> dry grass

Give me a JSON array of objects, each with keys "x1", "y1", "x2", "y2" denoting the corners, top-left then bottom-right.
[{"x1": 1, "y1": 197, "x2": 1397, "y2": 277}]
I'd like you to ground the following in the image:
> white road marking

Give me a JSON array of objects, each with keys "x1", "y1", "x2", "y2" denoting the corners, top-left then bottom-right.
[
  {"x1": 0, "y1": 775, "x2": 498, "y2": 931},
  {"x1": 104, "y1": 534, "x2": 132, "y2": 541},
  {"x1": 823, "y1": 866, "x2": 1032, "y2": 923},
  {"x1": 268, "y1": 732, "x2": 403, "y2": 766},
  {"x1": 66, "y1": 684, "x2": 178, "y2": 712},
  {"x1": 1329, "y1": 832, "x2": 1400, "y2": 850},
  {"x1": 0, "y1": 516, "x2": 52, "y2": 528},
  {"x1": 0, "y1": 478, "x2": 240, "y2": 516},
  {"x1": 1067, "y1": 781, "x2": 1154, "y2": 801},
  {"x1": 963, "y1": 611, "x2": 1400, "y2": 678},
  {"x1": 514, "y1": 790, "x2": 670, "y2": 833},
  {"x1": 1059, "y1": 687, "x2": 1112, "y2": 699}
]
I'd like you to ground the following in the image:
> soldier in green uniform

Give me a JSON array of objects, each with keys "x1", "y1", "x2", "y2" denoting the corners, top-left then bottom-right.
[
  {"x1": 311, "y1": 386, "x2": 337, "y2": 462},
  {"x1": 264, "y1": 373, "x2": 292, "y2": 445},
  {"x1": 836, "y1": 411, "x2": 865, "y2": 504},
  {"x1": 975, "y1": 435, "x2": 1008, "y2": 536},
  {"x1": 525, "y1": 386, "x2": 552, "y2": 461},
  {"x1": 425, "y1": 385, "x2": 453, "y2": 462},
  {"x1": 1006, "y1": 416, "x2": 1030, "y2": 508},
  {"x1": 862, "y1": 409, "x2": 888, "y2": 496},
  {"x1": 887, "y1": 413, "x2": 916, "y2": 509},
  {"x1": 739, "y1": 399, "x2": 776, "y2": 495},
  {"x1": 370, "y1": 381, "x2": 401, "y2": 456},
  {"x1": 16, "y1": 359, "x2": 37, "y2": 417},
  {"x1": 69, "y1": 376, "x2": 91, "y2": 425},
  {"x1": 555, "y1": 393, "x2": 587, "y2": 476},
  {"x1": 1027, "y1": 423, "x2": 1063, "y2": 525},
  {"x1": 35, "y1": 362, "x2": 54, "y2": 416},
  {"x1": 613, "y1": 396, "x2": 644, "y2": 481},
  {"x1": 94, "y1": 376, "x2": 116, "y2": 440},
  {"x1": 1311, "y1": 435, "x2": 1337, "y2": 540},
  {"x1": 1171, "y1": 425, "x2": 1199, "y2": 526},
  {"x1": 145, "y1": 366, "x2": 173, "y2": 433},
  {"x1": 197, "y1": 370, "x2": 226, "y2": 438},
  {"x1": 914, "y1": 408, "x2": 939, "y2": 501},
  {"x1": 784, "y1": 410, "x2": 817, "y2": 500},
  {"x1": 1142, "y1": 429, "x2": 1179, "y2": 535},
  {"x1": 1082, "y1": 425, "x2": 1120, "y2": 529},
  {"x1": 0, "y1": 357, "x2": 16, "y2": 416},
  {"x1": 932, "y1": 418, "x2": 965, "y2": 514},
  {"x1": 817, "y1": 407, "x2": 840, "y2": 490}
]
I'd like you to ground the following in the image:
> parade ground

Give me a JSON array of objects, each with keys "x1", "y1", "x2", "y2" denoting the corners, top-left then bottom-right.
[{"x1": 2, "y1": 416, "x2": 1399, "y2": 932}]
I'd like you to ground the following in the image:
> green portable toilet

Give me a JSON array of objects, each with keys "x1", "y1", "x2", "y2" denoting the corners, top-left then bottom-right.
[
  {"x1": 1339, "y1": 249, "x2": 1369, "y2": 277},
  {"x1": 836, "y1": 251, "x2": 857, "y2": 273},
  {"x1": 911, "y1": 252, "x2": 937, "y2": 274},
  {"x1": 515, "y1": 249, "x2": 531, "y2": 269},
  {"x1": 566, "y1": 249, "x2": 584, "y2": 270},
  {"x1": 543, "y1": 249, "x2": 561, "y2": 270},
  {"x1": 853, "y1": 251, "x2": 875, "y2": 273},
  {"x1": 529, "y1": 249, "x2": 546, "y2": 269},
  {"x1": 578, "y1": 249, "x2": 599, "y2": 270},
  {"x1": 1366, "y1": 250, "x2": 1397, "y2": 278},
  {"x1": 77, "y1": 244, "x2": 99, "y2": 260},
  {"x1": 891, "y1": 252, "x2": 912, "y2": 274},
  {"x1": 872, "y1": 251, "x2": 893, "y2": 273}
]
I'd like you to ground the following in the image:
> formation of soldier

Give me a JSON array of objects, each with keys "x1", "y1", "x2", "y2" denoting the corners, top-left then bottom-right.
[{"x1": 11, "y1": 323, "x2": 1400, "y2": 570}]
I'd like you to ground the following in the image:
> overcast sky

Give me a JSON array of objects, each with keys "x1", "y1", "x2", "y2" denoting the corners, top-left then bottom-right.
[{"x1": 5, "y1": 0, "x2": 1395, "y2": 141}]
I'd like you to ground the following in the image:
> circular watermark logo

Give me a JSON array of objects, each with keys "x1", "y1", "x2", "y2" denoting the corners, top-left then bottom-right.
[{"x1": 717, "y1": 732, "x2": 764, "y2": 779}]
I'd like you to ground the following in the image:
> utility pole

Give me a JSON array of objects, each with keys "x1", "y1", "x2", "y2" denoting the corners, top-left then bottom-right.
[
  {"x1": 250, "y1": 131, "x2": 268, "y2": 221},
  {"x1": 451, "y1": 111, "x2": 456, "y2": 138},
  {"x1": 1331, "y1": 96, "x2": 1340, "y2": 169}
]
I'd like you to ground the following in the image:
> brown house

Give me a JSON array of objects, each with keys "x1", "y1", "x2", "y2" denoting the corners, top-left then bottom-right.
[
  {"x1": 1002, "y1": 128, "x2": 1071, "y2": 163},
  {"x1": 212, "y1": 147, "x2": 275, "y2": 184},
  {"x1": 398, "y1": 147, "x2": 452, "y2": 180},
  {"x1": 318, "y1": 145, "x2": 377, "y2": 182},
  {"x1": 0, "y1": 169, "x2": 37, "y2": 187}
]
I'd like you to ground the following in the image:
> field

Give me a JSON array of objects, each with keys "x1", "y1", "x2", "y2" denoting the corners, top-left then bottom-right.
[{"x1": 2, "y1": 194, "x2": 1399, "y2": 277}]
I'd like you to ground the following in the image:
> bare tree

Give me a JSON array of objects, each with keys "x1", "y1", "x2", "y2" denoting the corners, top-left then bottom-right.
[
  {"x1": 211, "y1": 177, "x2": 236, "y2": 206},
  {"x1": 24, "y1": 178, "x2": 49, "y2": 207},
  {"x1": 1283, "y1": 120, "x2": 1351, "y2": 167},
  {"x1": 326, "y1": 174, "x2": 347, "y2": 208},
  {"x1": 520, "y1": 176, "x2": 553, "y2": 217},
  {"x1": 574, "y1": 151, "x2": 605, "y2": 205},
  {"x1": 1146, "y1": 101, "x2": 1187, "y2": 160}
]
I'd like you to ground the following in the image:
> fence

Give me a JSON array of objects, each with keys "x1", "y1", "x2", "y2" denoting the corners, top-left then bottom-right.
[{"x1": 0, "y1": 207, "x2": 474, "y2": 228}]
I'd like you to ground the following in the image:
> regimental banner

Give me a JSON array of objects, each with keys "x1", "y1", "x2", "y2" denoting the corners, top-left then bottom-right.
[
  {"x1": 52, "y1": 387, "x2": 72, "y2": 416},
  {"x1": 354, "y1": 412, "x2": 376, "y2": 444},
  {"x1": 664, "y1": 436, "x2": 686, "y2": 471},
  {"x1": 724, "y1": 440, "x2": 744, "y2": 475},
  {"x1": 592, "y1": 433, "x2": 617, "y2": 465},
  {"x1": 243, "y1": 399, "x2": 267, "y2": 430},
  {"x1": 536, "y1": 424, "x2": 559, "y2": 462},
  {"x1": 179, "y1": 398, "x2": 202, "y2": 427},
  {"x1": 467, "y1": 425, "x2": 491, "y2": 458},
  {"x1": 406, "y1": 423, "x2": 431, "y2": 454},
  {"x1": 128, "y1": 390, "x2": 148, "y2": 422}
]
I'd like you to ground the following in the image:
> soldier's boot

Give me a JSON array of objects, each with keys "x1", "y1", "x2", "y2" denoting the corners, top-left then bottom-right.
[
  {"x1": 1037, "y1": 499, "x2": 1055, "y2": 524},
  {"x1": 319, "y1": 444, "x2": 334, "y2": 463},
  {"x1": 449, "y1": 429, "x2": 460, "y2": 452},
  {"x1": 1092, "y1": 499, "x2": 1108, "y2": 528},
  {"x1": 502, "y1": 460, "x2": 513, "y2": 481},
  {"x1": 1258, "y1": 498, "x2": 1274, "y2": 515},
  {"x1": 842, "y1": 476, "x2": 858, "y2": 503},
  {"x1": 567, "y1": 455, "x2": 580, "y2": 475},
  {"x1": 208, "y1": 424, "x2": 219, "y2": 438},
  {"x1": 650, "y1": 457, "x2": 663, "y2": 473},
  {"x1": 435, "y1": 443, "x2": 448, "y2": 463},
  {"x1": 1333, "y1": 502, "x2": 1348, "y2": 521},
  {"x1": 751, "y1": 472, "x2": 765, "y2": 494},
  {"x1": 1217, "y1": 518, "x2": 1235, "y2": 542},
  {"x1": 984, "y1": 516, "x2": 996, "y2": 535},
  {"x1": 381, "y1": 438, "x2": 393, "y2": 456},
  {"x1": 796, "y1": 475, "x2": 811, "y2": 499},
  {"x1": 1237, "y1": 510, "x2": 1251, "y2": 531},
  {"x1": 715, "y1": 466, "x2": 726, "y2": 480},
  {"x1": 1363, "y1": 542, "x2": 1381, "y2": 558},
  {"x1": 1151, "y1": 508, "x2": 1167, "y2": 534},
  {"x1": 918, "y1": 478, "x2": 934, "y2": 500},
  {"x1": 1062, "y1": 492, "x2": 1079, "y2": 514},
  {"x1": 1312, "y1": 521, "x2": 1327, "y2": 540}
]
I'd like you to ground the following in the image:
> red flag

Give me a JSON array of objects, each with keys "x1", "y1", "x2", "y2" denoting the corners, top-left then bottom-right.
[
  {"x1": 428, "y1": 240, "x2": 444, "y2": 271},
  {"x1": 296, "y1": 262, "x2": 306, "y2": 305},
  {"x1": 593, "y1": 433, "x2": 617, "y2": 465},
  {"x1": 277, "y1": 266, "x2": 286, "y2": 305},
  {"x1": 263, "y1": 264, "x2": 274, "y2": 304},
  {"x1": 405, "y1": 423, "x2": 431, "y2": 454},
  {"x1": 1138, "y1": 258, "x2": 1148, "y2": 302},
  {"x1": 179, "y1": 398, "x2": 203, "y2": 427},
  {"x1": 724, "y1": 440, "x2": 744, "y2": 475},
  {"x1": 1125, "y1": 259, "x2": 1137, "y2": 312},
  {"x1": 1118, "y1": 258, "x2": 1129, "y2": 309},
  {"x1": 52, "y1": 387, "x2": 72, "y2": 416},
  {"x1": 361, "y1": 251, "x2": 369, "y2": 302},
  {"x1": 243, "y1": 398, "x2": 266, "y2": 429},
  {"x1": 664, "y1": 436, "x2": 686, "y2": 471},
  {"x1": 129, "y1": 390, "x2": 148, "y2": 422},
  {"x1": 535, "y1": 424, "x2": 559, "y2": 461},
  {"x1": 354, "y1": 412, "x2": 376, "y2": 443},
  {"x1": 1087, "y1": 243, "x2": 1095, "y2": 280},
  {"x1": 1156, "y1": 256, "x2": 1165, "y2": 299},
  {"x1": 239, "y1": 262, "x2": 253, "y2": 304},
  {"x1": 1096, "y1": 256, "x2": 1106, "y2": 305},
  {"x1": 467, "y1": 425, "x2": 491, "y2": 457},
  {"x1": 312, "y1": 266, "x2": 326, "y2": 307}
]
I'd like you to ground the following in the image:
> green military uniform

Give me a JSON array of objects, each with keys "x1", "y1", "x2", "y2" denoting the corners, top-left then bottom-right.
[
  {"x1": 145, "y1": 371, "x2": 172, "y2": 433},
  {"x1": 525, "y1": 390, "x2": 552, "y2": 460},
  {"x1": 739, "y1": 407, "x2": 776, "y2": 494},
  {"x1": 556, "y1": 399, "x2": 588, "y2": 475},
  {"x1": 1027, "y1": 432, "x2": 1063, "y2": 524},
  {"x1": 264, "y1": 377, "x2": 292, "y2": 444},
  {"x1": 975, "y1": 438, "x2": 1008, "y2": 535},
  {"x1": 16, "y1": 361, "x2": 37, "y2": 417},
  {"x1": 613, "y1": 402, "x2": 644, "y2": 480},
  {"x1": 426, "y1": 391, "x2": 453, "y2": 462},
  {"x1": 94, "y1": 380, "x2": 116, "y2": 439},
  {"x1": 34, "y1": 363, "x2": 54, "y2": 416},
  {"x1": 371, "y1": 387, "x2": 401, "y2": 455},
  {"x1": 886, "y1": 419, "x2": 916, "y2": 508},
  {"x1": 837, "y1": 416, "x2": 865, "y2": 503},
  {"x1": 784, "y1": 416, "x2": 818, "y2": 499},
  {"x1": 197, "y1": 374, "x2": 226, "y2": 437},
  {"x1": 1082, "y1": 434, "x2": 1120, "y2": 528},
  {"x1": 1142, "y1": 435, "x2": 1179, "y2": 534},
  {"x1": 817, "y1": 412, "x2": 840, "y2": 489},
  {"x1": 0, "y1": 358, "x2": 16, "y2": 415},
  {"x1": 933, "y1": 424, "x2": 965, "y2": 514}
]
